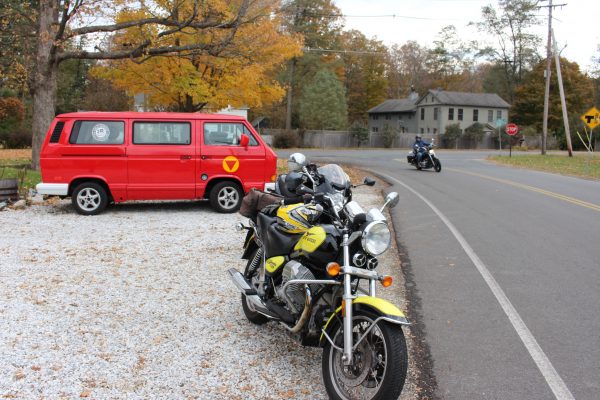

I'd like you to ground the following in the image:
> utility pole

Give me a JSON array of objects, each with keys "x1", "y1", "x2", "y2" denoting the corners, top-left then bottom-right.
[
  {"x1": 552, "y1": 29, "x2": 573, "y2": 157},
  {"x1": 539, "y1": 0, "x2": 567, "y2": 155}
]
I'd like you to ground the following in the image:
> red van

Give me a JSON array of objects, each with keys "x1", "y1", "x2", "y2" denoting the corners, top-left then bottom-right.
[{"x1": 36, "y1": 112, "x2": 277, "y2": 215}]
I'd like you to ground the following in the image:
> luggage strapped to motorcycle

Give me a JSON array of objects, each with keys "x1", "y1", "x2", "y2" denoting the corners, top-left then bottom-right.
[{"x1": 239, "y1": 188, "x2": 283, "y2": 219}]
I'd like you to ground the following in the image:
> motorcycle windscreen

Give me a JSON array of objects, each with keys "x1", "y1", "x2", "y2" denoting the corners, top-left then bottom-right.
[{"x1": 317, "y1": 164, "x2": 350, "y2": 188}]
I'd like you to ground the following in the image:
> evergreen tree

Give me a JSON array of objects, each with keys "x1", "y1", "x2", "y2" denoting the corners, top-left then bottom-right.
[{"x1": 299, "y1": 69, "x2": 348, "y2": 130}]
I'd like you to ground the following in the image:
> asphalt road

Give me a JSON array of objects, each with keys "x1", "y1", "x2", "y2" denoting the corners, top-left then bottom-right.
[{"x1": 278, "y1": 149, "x2": 600, "y2": 400}]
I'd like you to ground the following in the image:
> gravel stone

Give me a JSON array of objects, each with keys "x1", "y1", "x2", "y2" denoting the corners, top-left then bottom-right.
[{"x1": 0, "y1": 189, "x2": 415, "y2": 399}]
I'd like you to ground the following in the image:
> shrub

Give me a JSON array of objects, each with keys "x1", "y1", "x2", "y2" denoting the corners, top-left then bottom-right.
[
  {"x1": 4, "y1": 125, "x2": 33, "y2": 149},
  {"x1": 272, "y1": 130, "x2": 299, "y2": 148},
  {"x1": 442, "y1": 123, "x2": 462, "y2": 148},
  {"x1": 350, "y1": 121, "x2": 369, "y2": 147},
  {"x1": 464, "y1": 122, "x2": 485, "y2": 141},
  {"x1": 382, "y1": 124, "x2": 396, "y2": 148},
  {"x1": 0, "y1": 97, "x2": 27, "y2": 149}
]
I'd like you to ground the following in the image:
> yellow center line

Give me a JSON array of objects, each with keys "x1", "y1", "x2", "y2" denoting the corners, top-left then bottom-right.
[{"x1": 447, "y1": 167, "x2": 600, "y2": 212}]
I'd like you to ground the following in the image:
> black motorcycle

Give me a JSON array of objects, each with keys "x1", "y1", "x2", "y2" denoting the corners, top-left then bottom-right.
[{"x1": 407, "y1": 143, "x2": 442, "y2": 172}]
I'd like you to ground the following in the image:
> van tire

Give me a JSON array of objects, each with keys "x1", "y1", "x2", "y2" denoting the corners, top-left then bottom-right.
[
  {"x1": 210, "y1": 181, "x2": 243, "y2": 213},
  {"x1": 71, "y1": 182, "x2": 108, "y2": 215}
]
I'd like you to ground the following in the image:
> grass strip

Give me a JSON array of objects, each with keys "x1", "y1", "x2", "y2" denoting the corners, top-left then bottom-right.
[{"x1": 488, "y1": 154, "x2": 600, "y2": 180}]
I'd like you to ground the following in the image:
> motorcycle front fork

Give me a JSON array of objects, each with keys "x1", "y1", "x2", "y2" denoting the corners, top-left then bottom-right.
[{"x1": 341, "y1": 232, "x2": 365, "y2": 366}]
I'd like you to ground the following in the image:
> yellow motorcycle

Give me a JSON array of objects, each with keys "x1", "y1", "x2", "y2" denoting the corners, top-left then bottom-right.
[{"x1": 229, "y1": 171, "x2": 409, "y2": 400}]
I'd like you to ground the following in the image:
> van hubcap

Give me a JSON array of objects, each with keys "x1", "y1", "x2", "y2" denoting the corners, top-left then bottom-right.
[
  {"x1": 77, "y1": 188, "x2": 101, "y2": 211},
  {"x1": 218, "y1": 187, "x2": 239, "y2": 210}
]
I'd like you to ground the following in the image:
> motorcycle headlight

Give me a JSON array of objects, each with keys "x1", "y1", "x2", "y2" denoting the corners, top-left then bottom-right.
[{"x1": 361, "y1": 221, "x2": 391, "y2": 257}]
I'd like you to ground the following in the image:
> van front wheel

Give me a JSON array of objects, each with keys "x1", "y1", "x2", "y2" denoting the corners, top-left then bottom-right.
[
  {"x1": 210, "y1": 181, "x2": 243, "y2": 213},
  {"x1": 72, "y1": 182, "x2": 108, "y2": 215}
]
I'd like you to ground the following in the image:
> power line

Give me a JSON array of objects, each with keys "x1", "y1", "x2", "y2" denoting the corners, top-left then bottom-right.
[{"x1": 303, "y1": 47, "x2": 387, "y2": 56}]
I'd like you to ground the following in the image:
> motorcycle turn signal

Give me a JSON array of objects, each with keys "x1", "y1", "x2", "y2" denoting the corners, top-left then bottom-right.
[
  {"x1": 326, "y1": 262, "x2": 341, "y2": 277},
  {"x1": 381, "y1": 275, "x2": 393, "y2": 287}
]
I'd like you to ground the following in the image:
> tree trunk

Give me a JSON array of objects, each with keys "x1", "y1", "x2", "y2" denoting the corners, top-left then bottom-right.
[{"x1": 30, "y1": 1, "x2": 59, "y2": 171}]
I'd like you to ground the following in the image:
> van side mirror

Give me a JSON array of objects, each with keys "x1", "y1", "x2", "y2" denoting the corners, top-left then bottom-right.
[{"x1": 239, "y1": 134, "x2": 250, "y2": 147}]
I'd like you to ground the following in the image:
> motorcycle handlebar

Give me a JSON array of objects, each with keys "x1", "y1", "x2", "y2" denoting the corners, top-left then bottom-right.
[{"x1": 282, "y1": 194, "x2": 312, "y2": 205}]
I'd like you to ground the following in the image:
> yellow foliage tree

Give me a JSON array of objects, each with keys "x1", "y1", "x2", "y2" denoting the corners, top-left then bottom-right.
[{"x1": 92, "y1": 1, "x2": 302, "y2": 111}]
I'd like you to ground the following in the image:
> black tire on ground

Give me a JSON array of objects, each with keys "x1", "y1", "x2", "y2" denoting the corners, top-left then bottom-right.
[
  {"x1": 434, "y1": 158, "x2": 442, "y2": 172},
  {"x1": 241, "y1": 249, "x2": 269, "y2": 325},
  {"x1": 71, "y1": 182, "x2": 109, "y2": 216},
  {"x1": 322, "y1": 309, "x2": 408, "y2": 400},
  {"x1": 209, "y1": 181, "x2": 243, "y2": 213}
]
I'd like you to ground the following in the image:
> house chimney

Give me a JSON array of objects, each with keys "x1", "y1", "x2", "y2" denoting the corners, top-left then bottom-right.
[{"x1": 408, "y1": 86, "x2": 418, "y2": 101}]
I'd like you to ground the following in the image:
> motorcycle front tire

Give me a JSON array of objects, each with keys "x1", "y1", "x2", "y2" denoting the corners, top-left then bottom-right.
[
  {"x1": 434, "y1": 158, "x2": 442, "y2": 172},
  {"x1": 241, "y1": 249, "x2": 269, "y2": 325},
  {"x1": 322, "y1": 309, "x2": 408, "y2": 400}
]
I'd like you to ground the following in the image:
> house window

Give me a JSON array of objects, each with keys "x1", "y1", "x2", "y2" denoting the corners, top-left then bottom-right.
[
  {"x1": 433, "y1": 128, "x2": 437, "y2": 134},
  {"x1": 420, "y1": 128, "x2": 424, "y2": 134},
  {"x1": 473, "y1": 109, "x2": 479, "y2": 122},
  {"x1": 458, "y1": 109, "x2": 463, "y2": 121},
  {"x1": 433, "y1": 107, "x2": 439, "y2": 121},
  {"x1": 488, "y1": 110, "x2": 493, "y2": 123},
  {"x1": 420, "y1": 108, "x2": 425, "y2": 120},
  {"x1": 385, "y1": 114, "x2": 391, "y2": 120},
  {"x1": 427, "y1": 128, "x2": 430, "y2": 133},
  {"x1": 448, "y1": 108, "x2": 454, "y2": 121},
  {"x1": 372, "y1": 115, "x2": 378, "y2": 120},
  {"x1": 497, "y1": 110, "x2": 502, "y2": 120},
  {"x1": 372, "y1": 127, "x2": 378, "y2": 132}
]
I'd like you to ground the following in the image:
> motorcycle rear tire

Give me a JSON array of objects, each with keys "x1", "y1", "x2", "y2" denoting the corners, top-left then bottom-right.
[
  {"x1": 241, "y1": 249, "x2": 269, "y2": 325},
  {"x1": 322, "y1": 309, "x2": 408, "y2": 400}
]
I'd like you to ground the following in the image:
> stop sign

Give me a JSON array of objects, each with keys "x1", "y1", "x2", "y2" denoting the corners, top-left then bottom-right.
[{"x1": 506, "y1": 123, "x2": 518, "y2": 136}]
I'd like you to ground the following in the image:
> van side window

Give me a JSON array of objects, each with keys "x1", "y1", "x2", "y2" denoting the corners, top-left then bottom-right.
[
  {"x1": 204, "y1": 123, "x2": 259, "y2": 146},
  {"x1": 69, "y1": 121, "x2": 124, "y2": 145},
  {"x1": 133, "y1": 122, "x2": 191, "y2": 145}
]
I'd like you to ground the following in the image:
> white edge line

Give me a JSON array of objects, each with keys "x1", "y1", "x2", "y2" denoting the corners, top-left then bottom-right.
[{"x1": 381, "y1": 172, "x2": 575, "y2": 400}]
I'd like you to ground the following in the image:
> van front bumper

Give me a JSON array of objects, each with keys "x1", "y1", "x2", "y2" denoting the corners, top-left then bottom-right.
[{"x1": 36, "y1": 183, "x2": 69, "y2": 196}]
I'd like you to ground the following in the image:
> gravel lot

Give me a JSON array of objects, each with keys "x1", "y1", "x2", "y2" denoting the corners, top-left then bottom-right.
[{"x1": 0, "y1": 187, "x2": 415, "y2": 399}]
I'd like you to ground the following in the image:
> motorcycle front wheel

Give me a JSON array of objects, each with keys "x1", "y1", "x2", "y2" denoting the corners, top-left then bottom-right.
[
  {"x1": 434, "y1": 158, "x2": 442, "y2": 172},
  {"x1": 322, "y1": 309, "x2": 408, "y2": 400}
]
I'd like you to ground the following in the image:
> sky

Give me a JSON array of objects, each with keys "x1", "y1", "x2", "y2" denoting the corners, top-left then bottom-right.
[{"x1": 334, "y1": 0, "x2": 599, "y2": 72}]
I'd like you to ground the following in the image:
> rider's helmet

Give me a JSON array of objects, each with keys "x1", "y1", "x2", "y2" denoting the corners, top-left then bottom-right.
[
  {"x1": 415, "y1": 135, "x2": 422, "y2": 141},
  {"x1": 288, "y1": 153, "x2": 308, "y2": 173}
]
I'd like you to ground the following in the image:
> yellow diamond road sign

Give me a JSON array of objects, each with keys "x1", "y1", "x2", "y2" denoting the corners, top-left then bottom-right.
[{"x1": 581, "y1": 107, "x2": 600, "y2": 129}]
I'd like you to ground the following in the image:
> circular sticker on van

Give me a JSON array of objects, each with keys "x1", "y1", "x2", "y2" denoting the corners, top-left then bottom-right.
[
  {"x1": 222, "y1": 156, "x2": 240, "y2": 173},
  {"x1": 91, "y1": 123, "x2": 111, "y2": 142}
]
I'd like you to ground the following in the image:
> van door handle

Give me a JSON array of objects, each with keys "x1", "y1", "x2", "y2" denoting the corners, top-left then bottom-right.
[
  {"x1": 180, "y1": 155, "x2": 192, "y2": 160},
  {"x1": 201, "y1": 155, "x2": 210, "y2": 160}
]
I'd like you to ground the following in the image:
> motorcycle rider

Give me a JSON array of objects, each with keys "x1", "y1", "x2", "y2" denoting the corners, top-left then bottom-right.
[{"x1": 412, "y1": 134, "x2": 430, "y2": 167}]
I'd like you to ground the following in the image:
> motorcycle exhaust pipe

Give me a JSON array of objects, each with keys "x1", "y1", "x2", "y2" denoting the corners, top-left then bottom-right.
[{"x1": 228, "y1": 268, "x2": 279, "y2": 320}]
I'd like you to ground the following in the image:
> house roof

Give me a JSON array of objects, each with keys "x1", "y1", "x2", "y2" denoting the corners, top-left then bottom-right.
[
  {"x1": 367, "y1": 98, "x2": 417, "y2": 114},
  {"x1": 420, "y1": 90, "x2": 511, "y2": 108}
]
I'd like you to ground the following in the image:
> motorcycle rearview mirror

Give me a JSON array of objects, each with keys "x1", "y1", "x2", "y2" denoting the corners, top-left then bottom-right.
[
  {"x1": 380, "y1": 192, "x2": 400, "y2": 211},
  {"x1": 363, "y1": 177, "x2": 376, "y2": 187}
]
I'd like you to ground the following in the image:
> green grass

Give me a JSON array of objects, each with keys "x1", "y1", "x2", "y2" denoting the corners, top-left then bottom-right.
[
  {"x1": 488, "y1": 153, "x2": 600, "y2": 180},
  {"x1": 0, "y1": 149, "x2": 40, "y2": 195},
  {"x1": 0, "y1": 166, "x2": 41, "y2": 194}
]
